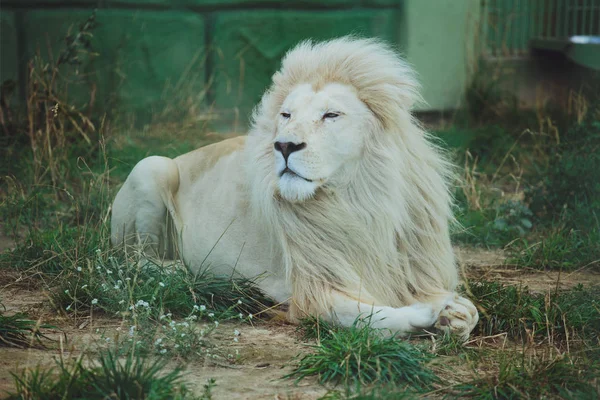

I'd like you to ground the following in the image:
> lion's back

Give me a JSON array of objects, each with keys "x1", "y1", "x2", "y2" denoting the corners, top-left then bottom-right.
[{"x1": 174, "y1": 135, "x2": 247, "y2": 186}]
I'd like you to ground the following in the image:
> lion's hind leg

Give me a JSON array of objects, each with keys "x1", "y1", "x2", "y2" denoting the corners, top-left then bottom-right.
[{"x1": 111, "y1": 156, "x2": 181, "y2": 260}]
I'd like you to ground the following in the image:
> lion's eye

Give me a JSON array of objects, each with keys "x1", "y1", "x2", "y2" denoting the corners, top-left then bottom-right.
[
  {"x1": 281, "y1": 112, "x2": 291, "y2": 119},
  {"x1": 323, "y1": 112, "x2": 339, "y2": 119}
]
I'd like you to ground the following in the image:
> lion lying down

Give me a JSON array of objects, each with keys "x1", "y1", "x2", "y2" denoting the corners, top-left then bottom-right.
[{"x1": 111, "y1": 37, "x2": 478, "y2": 339}]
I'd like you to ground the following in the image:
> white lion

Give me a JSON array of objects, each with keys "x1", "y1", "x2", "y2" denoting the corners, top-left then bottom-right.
[{"x1": 111, "y1": 37, "x2": 479, "y2": 339}]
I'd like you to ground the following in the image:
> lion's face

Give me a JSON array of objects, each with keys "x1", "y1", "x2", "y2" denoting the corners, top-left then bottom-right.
[{"x1": 273, "y1": 83, "x2": 375, "y2": 202}]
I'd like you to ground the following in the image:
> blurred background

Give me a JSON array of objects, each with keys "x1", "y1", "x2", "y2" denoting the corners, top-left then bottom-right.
[
  {"x1": 0, "y1": 0, "x2": 599, "y2": 265},
  {"x1": 1, "y1": 0, "x2": 598, "y2": 130}
]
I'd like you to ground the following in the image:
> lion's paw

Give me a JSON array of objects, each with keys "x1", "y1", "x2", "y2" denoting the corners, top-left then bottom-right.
[
  {"x1": 435, "y1": 295, "x2": 479, "y2": 340},
  {"x1": 407, "y1": 302, "x2": 438, "y2": 330}
]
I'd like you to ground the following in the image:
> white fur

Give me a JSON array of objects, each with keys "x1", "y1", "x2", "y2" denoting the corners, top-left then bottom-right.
[{"x1": 111, "y1": 37, "x2": 479, "y2": 339}]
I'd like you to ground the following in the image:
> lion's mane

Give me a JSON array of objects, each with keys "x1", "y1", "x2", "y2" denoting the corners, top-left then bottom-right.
[{"x1": 245, "y1": 37, "x2": 458, "y2": 320}]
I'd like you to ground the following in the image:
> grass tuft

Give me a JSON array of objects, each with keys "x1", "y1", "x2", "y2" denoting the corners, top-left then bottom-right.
[
  {"x1": 286, "y1": 316, "x2": 438, "y2": 390},
  {"x1": 452, "y1": 353, "x2": 599, "y2": 400},
  {"x1": 8, "y1": 349, "x2": 193, "y2": 399},
  {"x1": 471, "y1": 281, "x2": 600, "y2": 342},
  {"x1": 0, "y1": 306, "x2": 54, "y2": 348}
]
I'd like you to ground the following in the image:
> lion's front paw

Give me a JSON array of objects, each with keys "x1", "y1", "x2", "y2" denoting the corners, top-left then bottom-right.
[{"x1": 435, "y1": 295, "x2": 479, "y2": 340}]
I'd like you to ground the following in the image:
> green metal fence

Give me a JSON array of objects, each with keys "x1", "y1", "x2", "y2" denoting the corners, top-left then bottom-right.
[{"x1": 483, "y1": 0, "x2": 600, "y2": 57}]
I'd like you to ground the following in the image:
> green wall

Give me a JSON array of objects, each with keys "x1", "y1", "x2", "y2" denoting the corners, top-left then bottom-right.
[{"x1": 0, "y1": 0, "x2": 479, "y2": 129}]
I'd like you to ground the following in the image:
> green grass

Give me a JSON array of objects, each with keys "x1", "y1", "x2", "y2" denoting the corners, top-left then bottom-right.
[
  {"x1": 453, "y1": 198, "x2": 533, "y2": 248},
  {"x1": 8, "y1": 349, "x2": 193, "y2": 400},
  {"x1": 471, "y1": 281, "x2": 600, "y2": 342},
  {"x1": 51, "y1": 252, "x2": 271, "y2": 320},
  {"x1": 286, "y1": 316, "x2": 438, "y2": 390},
  {"x1": 451, "y1": 353, "x2": 599, "y2": 400},
  {"x1": 508, "y1": 228, "x2": 600, "y2": 271},
  {"x1": 0, "y1": 304, "x2": 54, "y2": 348}
]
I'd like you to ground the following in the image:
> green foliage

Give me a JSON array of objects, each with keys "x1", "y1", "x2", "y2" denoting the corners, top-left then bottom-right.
[
  {"x1": 286, "y1": 316, "x2": 438, "y2": 390},
  {"x1": 52, "y1": 253, "x2": 270, "y2": 321},
  {"x1": 0, "y1": 302, "x2": 54, "y2": 348},
  {"x1": 451, "y1": 353, "x2": 599, "y2": 400},
  {"x1": 471, "y1": 281, "x2": 600, "y2": 342},
  {"x1": 320, "y1": 386, "x2": 418, "y2": 400},
  {"x1": 509, "y1": 228, "x2": 600, "y2": 270},
  {"x1": 453, "y1": 196, "x2": 533, "y2": 248},
  {"x1": 297, "y1": 316, "x2": 339, "y2": 342},
  {"x1": 432, "y1": 332, "x2": 477, "y2": 358},
  {"x1": 528, "y1": 114, "x2": 600, "y2": 229},
  {"x1": 8, "y1": 349, "x2": 194, "y2": 400},
  {"x1": 522, "y1": 110, "x2": 600, "y2": 271}
]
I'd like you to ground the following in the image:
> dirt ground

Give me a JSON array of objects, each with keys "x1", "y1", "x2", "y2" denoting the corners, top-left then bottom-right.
[{"x1": 1, "y1": 247, "x2": 599, "y2": 399}]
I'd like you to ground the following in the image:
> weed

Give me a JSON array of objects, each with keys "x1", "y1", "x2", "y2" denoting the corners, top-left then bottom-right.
[
  {"x1": 0, "y1": 301, "x2": 54, "y2": 348},
  {"x1": 297, "y1": 316, "x2": 339, "y2": 342},
  {"x1": 451, "y1": 352, "x2": 599, "y2": 399},
  {"x1": 509, "y1": 228, "x2": 600, "y2": 271},
  {"x1": 453, "y1": 196, "x2": 533, "y2": 248},
  {"x1": 52, "y1": 254, "x2": 270, "y2": 320},
  {"x1": 320, "y1": 386, "x2": 418, "y2": 400},
  {"x1": 471, "y1": 281, "x2": 600, "y2": 343},
  {"x1": 8, "y1": 348, "x2": 193, "y2": 399},
  {"x1": 286, "y1": 316, "x2": 438, "y2": 390},
  {"x1": 200, "y1": 378, "x2": 217, "y2": 400},
  {"x1": 432, "y1": 332, "x2": 478, "y2": 358}
]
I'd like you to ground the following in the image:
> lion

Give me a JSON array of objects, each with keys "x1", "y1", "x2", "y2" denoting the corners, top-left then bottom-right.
[{"x1": 111, "y1": 37, "x2": 479, "y2": 339}]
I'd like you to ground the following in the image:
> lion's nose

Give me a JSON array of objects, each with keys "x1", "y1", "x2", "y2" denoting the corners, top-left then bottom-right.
[{"x1": 274, "y1": 141, "x2": 306, "y2": 161}]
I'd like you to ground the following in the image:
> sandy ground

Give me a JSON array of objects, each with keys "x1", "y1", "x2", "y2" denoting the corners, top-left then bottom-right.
[{"x1": 1, "y1": 246, "x2": 599, "y2": 399}]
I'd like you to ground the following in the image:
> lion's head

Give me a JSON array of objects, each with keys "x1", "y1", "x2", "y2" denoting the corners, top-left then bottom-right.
[
  {"x1": 245, "y1": 37, "x2": 457, "y2": 318},
  {"x1": 273, "y1": 82, "x2": 374, "y2": 202},
  {"x1": 248, "y1": 37, "x2": 422, "y2": 203}
]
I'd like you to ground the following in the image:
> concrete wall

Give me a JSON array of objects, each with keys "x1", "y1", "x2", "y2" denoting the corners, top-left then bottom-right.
[{"x1": 0, "y1": 0, "x2": 480, "y2": 129}]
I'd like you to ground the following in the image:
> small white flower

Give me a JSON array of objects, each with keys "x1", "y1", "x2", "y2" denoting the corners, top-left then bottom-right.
[
  {"x1": 214, "y1": 321, "x2": 219, "y2": 327},
  {"x1": 129, "y1": 326, "x2": 136, "y2": 337},
  {"x1": 135, "y1": 300, "x2": 150, "y2": 308},
  {"x1": 105, "y1": 337, "x2": 111, "y2": 342},
  {"x1": 160, "y1": 349, "x2": 167, "y2": 354},
  {"x1": 238, "y1": 313, "x2": 243, "y2": 319},
  {"x1": 248, "y1": 313, "x2": 253, "y2": 319},
  {"x1": 155, "y1": 338, "x2": 163, "y2": 345},
  {"x1": 91, "y1": 298, "x2": 98, "y2": 305},
  {"x1": 237, "y1": 299, "x2": 242, "y2": 305},
  {"x1": 106, "y1": 270, "x2": 113, "y2": 275},
  {"x1": 76, "y1": 267, "x2": 82, "y2": 272},
  {"x1": 234, "y1": 329, "x2": 240, "y2": 336},
  {"x1": 233, "y1": 337, "x2": 238, "y2": 342},
  {"x1": 113, "y1": 285, "x2": 120, "y2": 290},
  {"x1": 81, "y1": 285, "x2": 88, "y2": 289},
  {"x1": 64, "y1": 289, "x2": 69, "y2": 294},
  {"x1": 160, "y1": 314, "x2": 166, "y2": 320},
  {"x1": 125, "y1": 277, "x2": 131, "y2": 281},
  {"x1": 181, "y1": 333, "x2": 186, "y2": 337},
  {"x1": 159, "y1": 282, "x2": 165, "y2": 287},
  {"x1": 200, "y1": 305, "x2": 206, "y2": 311},
  {"x1": 66, "y1": 305, "x2": 71, "y2": 311},
  {"x1": 167, "y1": 313, "x2": 172, "y2": 317},
  {"x1": 95, "y1": 249, "x2": 101, "y2": 253},
  {"x1": 208, "y1": 313, "x2": 214, "y2": 318}
]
